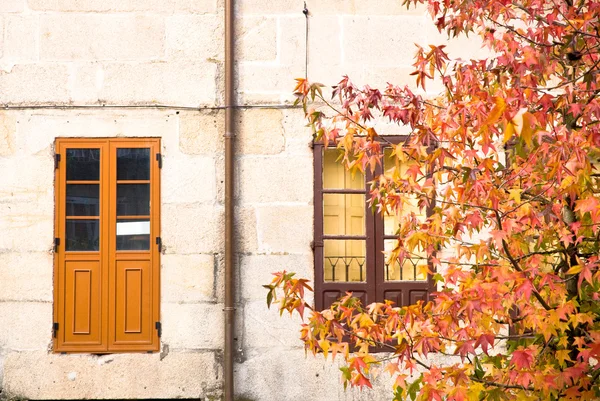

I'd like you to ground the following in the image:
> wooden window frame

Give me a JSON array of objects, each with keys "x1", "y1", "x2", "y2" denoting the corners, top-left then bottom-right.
[
  {"x1": 313, "y1": 136, "x2": 435, "y2": 311},
  {"x1": 53, "y1": 138, "x2": 161, "y2": 353}
]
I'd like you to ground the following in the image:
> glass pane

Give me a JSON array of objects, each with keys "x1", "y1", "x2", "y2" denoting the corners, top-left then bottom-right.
[
  {"x1": 323, "y1": 194, "x2": 365, "y2": 235},
  {"x1": 383, "y1": 148, "x2": 422, "y2": 235},
  {"x1": 66, "y1": 185, "x2": 99, "y2": 216},
  {"x1": 383, "y1": 197, "x2": 420, "y2": 235},
  {"x1": 66, "y1": 219, "x2": 99, "y2": 251},
  {"x1": 117, "y1": 148, "x2": 150, "y2": 180},
  {"x1": 384, "y1": 239, "x2": 427, "y2": 281},
  {"x1": 323, "y1": 239, "x2": 366, "y2": 282},
  {"x1": 66, "y1": 149, "x2": 100, "y2": 181},
  {"x1": 117, "y1": 184, "x2": 150, "y2": 216},
  {"x1": 117, "y1": 219, "x2": 150, "y2": 250},
  {"x1": 323, "y1": 149, "x2": 364, "y2": 189}
]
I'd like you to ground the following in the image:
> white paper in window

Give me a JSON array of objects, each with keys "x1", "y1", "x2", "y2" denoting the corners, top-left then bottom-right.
[{"x1": 116, "y1": 221, "x2": 150, "y2": 236}]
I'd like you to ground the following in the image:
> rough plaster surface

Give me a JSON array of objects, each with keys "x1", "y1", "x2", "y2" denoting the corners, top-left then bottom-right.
[{"x1": 0, "y1": 1, "x2": 486, "y2": 399}]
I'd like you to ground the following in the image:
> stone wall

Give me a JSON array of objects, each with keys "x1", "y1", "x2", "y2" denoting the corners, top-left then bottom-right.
[{"x1": 0, "y1": 1, "x2": 486, "y2": 400}]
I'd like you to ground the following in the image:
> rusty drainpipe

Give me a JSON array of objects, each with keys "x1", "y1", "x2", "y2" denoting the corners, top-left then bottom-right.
[{"x1": 224, "y1": 0, "x2": 235, "y2": 399}]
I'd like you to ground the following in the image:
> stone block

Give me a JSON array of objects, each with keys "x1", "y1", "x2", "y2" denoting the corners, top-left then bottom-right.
[
  {"x1": 338, "y1": 65, "x2": 426, "y2": 93},
  {"x1": 28, "y1": 0, "x2": 113, "y2": 11},
  {"x1": 0, "y1": 252, "x2": 53, "y2": 302},
  {"x1": 235, "y1": 206, "x2": 258, "y2": 253},
  {"x1": 16, "y1": 111, "x2": 177, "y2": 155},
  {"x1": 237, "y1": 109, "x2": 284, "y2": 155},
  {"x1": 161, "y1": 254, "x2": 215, "y2": 303},
  {"x1": 243, "y1": 300, "x2": 305, "y2": 349},
  {"x1": 0, "y1": 201, "x2": 54, "y2": 252},
  {"x1": 166, "y1": 15, "x2": 222, "y2": 61},
  {"x1": 236, "y1": 64, "x2": 304, "y2": 102},
  {"x1": 162, "y1": 203, "x2": 223, "y2": 254},
  {"x1": 29, "y1": 0, "x2": 216, "y2": 13},
  {"x1": 161, "y1": 302, "x2": 223, "y2": 350},
  {"x1": 235, "y1": 348, "x2": 395, "y2": 401},
  {"x1": 70, "y1": 63, "x2": 103, "y2": 103},
  {"x1": 0, "y1": 302, "x2": 52, "y2": 350},
  {"x1": 280, "y1": 15, "x2": 342, "y2": 72},
  {"x1": 240, "y1": 254, "x2": 313, "y2": 301},
  {"x1": 115, "y1": 0, "x2": 218, "y2": 13},
  {"x1": 0, "y1": 155, "x2": 53, "y2": 203},
  {"x1": 0, "y1": 0, "x2": 24, "y2": 12},
  {"x1": 0, "y1": 64, "x2": 70, "y2": 105},
  {"x1": 255, "y1": 205, "x2": 312, "y2": 253},
  {"x1": 343, "y1": 16, "x2": 427, "y2": 68},
  {"x1": 178, "y1": 109, "x2": 225, "y2": 155},
  {"x1": 425, "y1": 23, "x2": 493, "y2": 61},
  {"x1": 3, "y1": 350, "x2": 220, "y2": 399},
  {"x1": 281, "y1": 108, "x2": 312, "y2": 156},
  {"x1": 100, "y1": 61, "x2": 217, "y2": 107},
  {"x1": 0, "y1": 111, "x2": 17, "y2": 156},
  {"x1": 3, "y1": 15, "x2": 37, "y2": 62},
  {"x1": 40, "y1": 15, "x2": 164, "y2": 61},
  {"x1": 162, "y1": 154, "x2": 216, "y2": 204},
  {"x1": 309, "y1": 1, "x2": 428, "y2": 15},
  {"x1": 235, "y1": 17, "x2": 277, "y2": 62},
  {"x1": 237, "y1": 156, "x2": 313, "y2": 204}
]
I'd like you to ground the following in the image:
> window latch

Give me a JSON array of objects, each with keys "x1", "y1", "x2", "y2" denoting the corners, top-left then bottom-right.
[
  {"x1": 155, "y1": 321, "x2": 162, "y2": 337},
  {"x1": 54, "y1": 154, "x2": 61, "y2": 169},
  {"x1": 53, "y1": 322, "x2": 59, "y2": 338},
  {"x1": 156, "y1": 153, "x2": 162, "y2": 169},
  {"x1": 54, "y1": 238, "x2": 60, "y2": 252},
  {"x1": 156, "y1": 237, "x2": 162, "y2": 249}
]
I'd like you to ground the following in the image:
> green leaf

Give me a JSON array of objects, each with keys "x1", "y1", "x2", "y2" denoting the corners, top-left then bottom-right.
[{"x1": 407, "y1": 377, "x2": 422, "y2": 401}]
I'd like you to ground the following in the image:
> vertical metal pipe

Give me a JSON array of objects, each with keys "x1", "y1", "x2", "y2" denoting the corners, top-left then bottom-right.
[{"x1": 224, "y1": 0, "x2": 235, "y2": 400}]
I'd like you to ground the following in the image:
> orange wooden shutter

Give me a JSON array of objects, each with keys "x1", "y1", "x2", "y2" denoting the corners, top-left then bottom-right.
[{"x1": 54, "y1": 138, "x2": 160, "y2": 353}]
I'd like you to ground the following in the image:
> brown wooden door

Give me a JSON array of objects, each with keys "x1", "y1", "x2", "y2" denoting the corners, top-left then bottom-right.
[{"x1": 54, "y1": 138, "x2": 160, "y2": 353}]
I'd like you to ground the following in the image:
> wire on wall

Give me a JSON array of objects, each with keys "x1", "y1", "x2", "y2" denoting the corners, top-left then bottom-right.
[{"x1": 303, "y1": 2, "x2": 309, "y2": 79}]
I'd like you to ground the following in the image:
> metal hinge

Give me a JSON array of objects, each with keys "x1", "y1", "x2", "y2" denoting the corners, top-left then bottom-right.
[
  {"x1": 53, "y1": 322, "x2": 59, "y2": 338},
  {"x1": 310, "y1": 240, "x2": 323, "y2": 250},
  {"x1": 155, "y1": 321, "x2": 162, "y2": 337},
  {"x1": 156, "y1": 237, "x2": 162, "y2": 248},
  {"x1": 54, "y1": 154, "x2": 61, "y2": 169},
  {"x1": 156, "y1": 153, "x2": 162, "y2": 169},
  {"x1": 54, "y1": 238, "x2": 60, "y2": 252}
]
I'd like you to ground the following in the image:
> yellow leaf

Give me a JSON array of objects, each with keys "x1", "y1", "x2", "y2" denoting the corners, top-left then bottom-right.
[
  {"x1": 318, "y1": 339, "x2": 330, "y2": 359},
  {"x1": 485, "y1": 96, "x2": 506, "y2": 125},
  {"x1": 566, "y1": 264, "x2": 583, "y2": 275},
  {"x1": 520, "y1": 112, "x2": 536, "y2": 147},
  {"x1": 467, "y1": 382, "x2": 485, "y2": 401},
  {"x1": 504, "y1": 120, "x2": 515, "y2": 143},
  {"x1": 508, "y1": 188, "x2": 522, "y2": 203}
]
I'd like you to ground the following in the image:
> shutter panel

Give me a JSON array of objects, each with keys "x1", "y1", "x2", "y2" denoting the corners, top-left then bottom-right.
[
  {"x1": 54, "y1": 141, "x2": 108, "y2": 352},
  {"x1": 107, "y1": 140, "x2": 160, "y2": 351}
]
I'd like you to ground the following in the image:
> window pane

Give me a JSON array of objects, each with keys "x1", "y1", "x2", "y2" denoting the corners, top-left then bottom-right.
[
  {"x1": 66, "y1": 219, "x2": 99, "y2": 251},
  {"x1": 116, "y1": 219, "x2": 150, "y2": 250},
  {"x1": 66, "y1": 184, "x2": 99, "y2": 216},
  {"x1": 384, "y1": 239, "x2": 427, "y2": 281},
  {"x1": 383, "y1": 197, "x2": 420, "y2": 235},
  {"x1": 117, "y1": 148, "x2": 150, "y2": 180},
  {"x1": 323, "y1": 194, "x2": 365, "y2": 235},
  {"x1": 323, "y1": 239, "x2": 366, "y2": 282},
  {"x1": 117, "y1": 184, "x2": 150, "y2": 216},
  {"x1": 383, "y1": 148, "x2": 422, "y2": 235},
  {"x1": 323, "y1": 149, "x2": 364, "y2": 189},
  {"x1": 66, "y1": 149, "x2": 100, "y2": 181}
]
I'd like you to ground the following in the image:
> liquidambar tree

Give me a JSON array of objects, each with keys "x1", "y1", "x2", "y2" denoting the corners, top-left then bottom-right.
[{"x1": 265, "y1": 0, "x2": 600, "y2": 400}]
